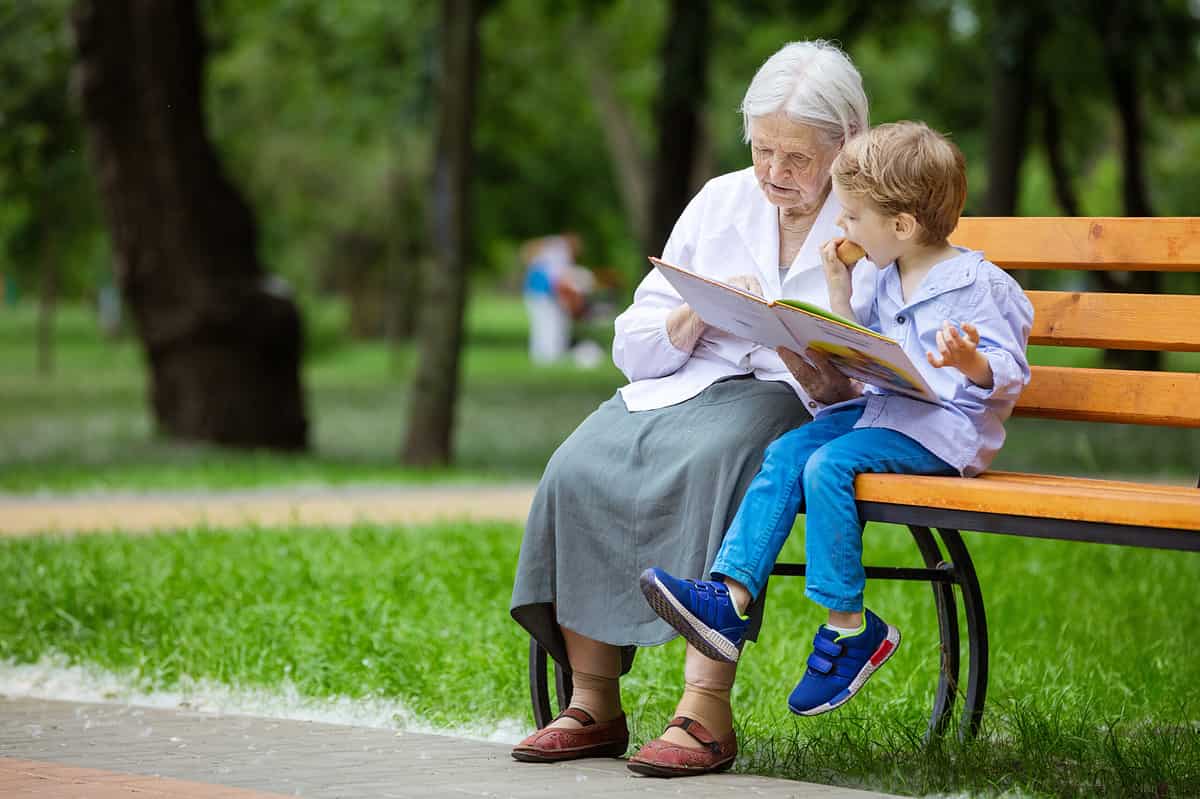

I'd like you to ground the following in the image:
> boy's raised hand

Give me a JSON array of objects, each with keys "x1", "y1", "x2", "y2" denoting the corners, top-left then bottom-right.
[
  {"x1": 819, "y1": 238, "x2": 856, "y2": 320},
  {"x1": 926, "y1": 321, "x2": 993, "y2": 388}
]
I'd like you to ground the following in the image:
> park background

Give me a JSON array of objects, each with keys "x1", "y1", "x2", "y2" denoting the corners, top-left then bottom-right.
[{"x1": 1, "y1": 1, "x2": 1199, "y2": 797}]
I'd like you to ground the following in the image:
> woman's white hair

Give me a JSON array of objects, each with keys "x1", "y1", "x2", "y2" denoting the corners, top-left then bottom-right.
[{"x1": 740, "y1": 40, "x2": 869, "y2": 146}]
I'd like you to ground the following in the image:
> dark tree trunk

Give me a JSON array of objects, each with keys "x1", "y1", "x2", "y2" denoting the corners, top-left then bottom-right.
[
  {"x1": 70, "y1": 0, "x2": 307, "y2": 449},
  {"x1": 646, "y1": 0, "x2": 711, "y2": 262},
  {"x1": 982, "y1": 9, "x2": 1041, "y2": 216},
  {"x1": 1094, "y1": 0, "x2": 1161, "y2": 371},
  {"x1": 1040, "y1": 82, "x2": 1080, "y2": 217},
  {"x1": 401, "y1": 0, "x2": 481, "y2": 466}
]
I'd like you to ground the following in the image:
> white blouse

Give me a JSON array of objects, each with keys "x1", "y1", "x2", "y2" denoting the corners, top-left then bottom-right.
[{"x1": 613, "y1": 167, "x2": 877, "y2": 412}]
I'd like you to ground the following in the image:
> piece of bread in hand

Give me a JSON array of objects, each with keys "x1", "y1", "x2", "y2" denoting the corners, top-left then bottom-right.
[{"x1": 836, "y1": 240, "x2": 866, "y2": 266}]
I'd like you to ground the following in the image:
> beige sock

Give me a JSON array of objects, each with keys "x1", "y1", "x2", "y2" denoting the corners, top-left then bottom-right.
[
  {"x1": 551, "y1": 626, "x2": 622, "y2": 729},
  {"x1": 660, "y1": 645, "x2": 736, "y2": 748},
  {"x1": 562, "y1": 670, "x2": 622, "y2": 726}
]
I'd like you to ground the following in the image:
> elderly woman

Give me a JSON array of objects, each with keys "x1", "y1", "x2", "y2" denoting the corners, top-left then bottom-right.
[{"x1": 510, "y1": 40, "x2": 875, "y2": 776}]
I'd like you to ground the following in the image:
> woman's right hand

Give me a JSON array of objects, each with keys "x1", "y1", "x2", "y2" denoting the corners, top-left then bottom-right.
[
  {"x1": 776, "y1": 346, "x2": 861, "y2": 405},
  {"x1": 666, "y1": 303, "x2": 706, "y2": 352}
]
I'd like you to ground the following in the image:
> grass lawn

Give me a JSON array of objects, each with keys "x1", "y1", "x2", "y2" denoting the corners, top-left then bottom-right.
[
  {"x1": 0, "y1": 295, "x2": 1197, "y2": 493},
  {"x1": 2, "y1": 520, "x2": 1198, "y2": 797}
]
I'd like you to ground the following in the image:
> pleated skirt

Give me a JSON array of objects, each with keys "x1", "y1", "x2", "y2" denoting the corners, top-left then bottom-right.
[{"x1": 510, "y1": 376, "x2": 811, "y2": 671}]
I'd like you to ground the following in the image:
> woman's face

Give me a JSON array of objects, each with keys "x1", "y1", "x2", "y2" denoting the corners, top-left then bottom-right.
[{"x1": 749, "y1": 114, "x2": 840, "y2": 215}]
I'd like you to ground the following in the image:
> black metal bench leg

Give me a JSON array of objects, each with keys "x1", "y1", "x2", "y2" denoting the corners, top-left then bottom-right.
[
  {"x1": 907, "y1": 525, "x2": 960, "y2": 740},
  {"x1": 937, "y1": 527, "x2": 988, "y2": 740},
  {"x1": 528, "y1": 638, "x2": 573, "y2": 729}
]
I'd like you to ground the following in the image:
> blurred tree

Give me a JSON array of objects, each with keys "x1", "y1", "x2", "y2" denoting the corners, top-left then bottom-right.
[
  {"x1": 0, "y1": 1, "x2": 101, "y2": 373},
  {"x1": 402, "y1": 0, "x2": 483, "y2": 466},
  {"x1": 646, "y1": 0, "x2": 711, "y2": 261},
  {"x1": 71, "y1": 0, "x2": 308, "y2": 450},
  {"x1": 1086, "y1": 0, "x2": 1198, "y2": 369},
  {"x1": 978, "y1": 1, "x2": 1044, "y2": 215}
]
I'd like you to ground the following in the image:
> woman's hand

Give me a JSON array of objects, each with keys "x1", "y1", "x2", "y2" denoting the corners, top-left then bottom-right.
[
  {"x1": 726, "y1": 274, "x2": 763, "y2": 296},
  {"x1": 926, "y1": 321, "x2": 993, "y2": 388},
  {"x1": 666, "y1": 304, "x2": 706, "y2": 352},
  {"x1": 819, "y1": 239, "x2": 857, "y2": 321},
  {"x1": 776, "y1": 346, "x2": 862, "y2": 405}
]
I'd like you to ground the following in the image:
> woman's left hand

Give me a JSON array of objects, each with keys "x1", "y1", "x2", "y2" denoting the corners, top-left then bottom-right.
[{"x1": 777, "y1": 346, "x2": 861, "y2": 405}]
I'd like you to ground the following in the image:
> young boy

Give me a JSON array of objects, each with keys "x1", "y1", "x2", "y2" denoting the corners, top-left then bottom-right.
[{"x1": 640, "y1": 121, "x2": 1034, "y2": 716}]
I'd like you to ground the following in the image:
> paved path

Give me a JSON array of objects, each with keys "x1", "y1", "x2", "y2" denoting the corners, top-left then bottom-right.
[
  {"x1": 0, "y1": 698, "x2": 895, "y2": 798},
  {"x1": 0, "y1": 484, "x2": 536, "y2": 536}
]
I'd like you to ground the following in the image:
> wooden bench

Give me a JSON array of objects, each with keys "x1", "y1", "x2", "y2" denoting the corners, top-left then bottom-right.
[{"x1": 529, "y1": 217, "x2": 1200, "y2": 738}]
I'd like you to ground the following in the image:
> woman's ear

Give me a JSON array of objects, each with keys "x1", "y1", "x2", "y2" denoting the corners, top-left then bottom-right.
[{"x1": 893, "y1": 212, "x2": 918, "y2": 241}]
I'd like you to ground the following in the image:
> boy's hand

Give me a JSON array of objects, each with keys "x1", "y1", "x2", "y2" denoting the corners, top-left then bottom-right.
[
  {"x1": 819, "y1": 239, "x2": 856, "y2": 319},
  {"x1": 926, "y1": 321, "x2": 993, "y2": 388}
]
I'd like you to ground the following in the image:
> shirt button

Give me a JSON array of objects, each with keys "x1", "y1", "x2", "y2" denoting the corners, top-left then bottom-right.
[
  {"x1": 807, "y1": 401, "x2": 817, "y2": 409},
  {"x1": 896, "y1": 315, "x2": 906, "y2": 324}
]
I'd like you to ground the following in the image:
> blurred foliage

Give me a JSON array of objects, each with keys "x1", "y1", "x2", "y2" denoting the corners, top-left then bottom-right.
[{"x1": 0, "y1": 0, "x2": 1197, "y2": 313}]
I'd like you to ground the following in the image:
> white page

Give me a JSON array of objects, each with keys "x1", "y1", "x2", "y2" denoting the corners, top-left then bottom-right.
[
  {"x1": 773, "y1": 305, "x2": 939, "y2": 402},
  {"x1": 651, "y1": 258, "x2": 799, "y2": 351}
]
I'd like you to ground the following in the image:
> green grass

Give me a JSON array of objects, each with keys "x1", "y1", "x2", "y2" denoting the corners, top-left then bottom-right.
[
  {"x1": 1, "y1": 298, "x2": 1196, "y2": 493},
  {"x1": 2, "y1": 521, "x2": 1198, "y2": 797},
  {"x1": 0, "y1": 296, "x2": 624, "y2": 493}
]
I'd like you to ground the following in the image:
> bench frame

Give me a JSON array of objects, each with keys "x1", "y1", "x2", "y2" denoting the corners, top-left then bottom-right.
[{"x1": 528, "y1": 217, "x2": 1200, "y2": 739}]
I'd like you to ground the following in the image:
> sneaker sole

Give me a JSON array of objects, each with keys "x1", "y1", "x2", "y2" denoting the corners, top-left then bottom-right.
[
  {"x1": 639, "y1": 572, "x2": 740, "y2": 663},
  {"x1": 789, "y1": 624, "x2": 901, "y2": 716}
]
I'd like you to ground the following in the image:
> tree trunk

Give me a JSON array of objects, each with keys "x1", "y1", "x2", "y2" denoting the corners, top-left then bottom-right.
[
  {"x1": 646, "y1": 0, "x2": 711, "y2": 262},
  {"x1": 1040, "y1": 82, "x2": 1080, "y2": 217},
  {"x1": 401, "y1": 0, "x2": 481, "y2": 466},
  {"x1": 574, "y1": 24, "x2": 650, "y2": 252},
  {"x1": 70, "y1": 0, "x2": 307, "y2": 449},
  {"x1": 982, "y1": 9, "x2": 1041, "y2": 215},
  {"x1": 1094, "y1": 0, "x2": 1161, "y2": 371}
]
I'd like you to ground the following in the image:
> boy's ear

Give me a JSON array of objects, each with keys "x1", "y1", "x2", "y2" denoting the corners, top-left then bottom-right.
[{"x1": 893, "y1": 212, "x2": 918, "y2": 241}]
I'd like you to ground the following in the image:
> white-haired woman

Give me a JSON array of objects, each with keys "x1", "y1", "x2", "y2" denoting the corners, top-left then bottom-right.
[{"x1": 511, "y1": 40, "x2": 875, "y2": 776}]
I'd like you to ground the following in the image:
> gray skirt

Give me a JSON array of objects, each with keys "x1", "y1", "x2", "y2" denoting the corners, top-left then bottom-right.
[{"x1": 510, "y1": 375, "x2": 812, "y2": 672}]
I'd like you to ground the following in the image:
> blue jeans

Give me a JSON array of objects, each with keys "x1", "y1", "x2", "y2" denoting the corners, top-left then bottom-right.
[{"x1": 710, "y1": 404, "x2": 955, "y2": 613}]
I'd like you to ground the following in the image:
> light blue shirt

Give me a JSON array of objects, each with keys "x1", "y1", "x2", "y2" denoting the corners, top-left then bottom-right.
[{"x1": 826, "y1": 247, "x2": 1034, "y2": 476}]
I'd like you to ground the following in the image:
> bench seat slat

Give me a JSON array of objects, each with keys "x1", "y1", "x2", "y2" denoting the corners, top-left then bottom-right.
[
  {"x1": 1014, "y1": 366, "x2": 1200, "y2": 426},
  {"x1": 1027, "y1": 291, "x2": 1200, "y2": 351},
  {"x1": 951, "y1": 217, "x2": 1200, "y2": 270},
  {"x1": 855, "y1": 471, "x2": 1200, "y2": 531}
]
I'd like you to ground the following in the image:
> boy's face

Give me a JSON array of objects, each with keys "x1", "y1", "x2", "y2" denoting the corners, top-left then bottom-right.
[{"x1": 833, "y1": 185, "x2": 906, "y2": 268}]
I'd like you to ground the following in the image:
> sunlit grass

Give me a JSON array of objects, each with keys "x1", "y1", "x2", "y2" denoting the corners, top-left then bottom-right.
[
  {"x1": 2, "y1": 521, "x2": 1198, "y2": 797},
  {"x1": 0, "y1": 297, "x2": 1196, "y2": 493}
]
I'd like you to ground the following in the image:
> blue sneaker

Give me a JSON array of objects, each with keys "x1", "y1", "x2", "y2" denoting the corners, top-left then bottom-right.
[
  {"x1": 788, "y1": 609, "x2": 900, "y2": 716},
  {"x1": 639, "y1": 567, "x2": 748, "y2": 663}
]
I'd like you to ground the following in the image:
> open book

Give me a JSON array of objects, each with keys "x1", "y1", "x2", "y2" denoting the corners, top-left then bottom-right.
[{"x1": 650, "y1": 256, "x2": 939, "y2": 403}]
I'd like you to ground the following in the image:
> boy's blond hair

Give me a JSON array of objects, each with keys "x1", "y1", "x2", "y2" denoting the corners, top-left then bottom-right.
[{"x1": 832, "y1": 121, "x2": 967, "y2": 245}]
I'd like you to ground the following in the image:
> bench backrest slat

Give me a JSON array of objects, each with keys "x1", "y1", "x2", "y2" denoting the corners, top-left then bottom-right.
[
  {"x1": 1027, "y1": 291, "x2": 1200, "y2": 351},
  {"x1": 1016, "y1": 366, "x2": 1200, "y2": 427},
  {"x1": 949, "y1": 217, "x2": 1199, "y2": 428},
  {"x1": 951, "y1": 217, "x2": 1200, "y2": 270}
]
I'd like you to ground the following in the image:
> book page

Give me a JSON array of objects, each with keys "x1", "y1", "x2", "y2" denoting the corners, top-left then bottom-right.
[
  {"x1": 651, "y1": 258, "x2": 799, "y2": 351},
  {"x1": 772, "y1": 304, "x2": 939, "y2": 403}
]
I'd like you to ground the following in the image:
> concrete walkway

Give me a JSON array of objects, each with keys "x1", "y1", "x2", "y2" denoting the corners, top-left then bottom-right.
[
  {"x1": 0, "y1": 698, "x2": 896, "y2": 798},
  {"x1": 0, "y1": 484, "x2": 536, "y2": 537}
]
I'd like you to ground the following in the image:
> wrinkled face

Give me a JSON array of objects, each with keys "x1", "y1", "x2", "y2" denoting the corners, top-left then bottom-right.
[
  {"x1": 833, "y1": 184, "x2": 901, "y2": 267},
  {"x1": 749, "y1": 114, "x2": 841, "y2": 214}
]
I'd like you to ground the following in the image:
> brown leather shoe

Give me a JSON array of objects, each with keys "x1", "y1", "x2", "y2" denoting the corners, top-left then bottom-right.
[
  {"x1": 627, "y1": 716, "x2": 737, "y2": 777},
  {"x1": 511, "y1": 707, "x2": 629, "y2": 763}
]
